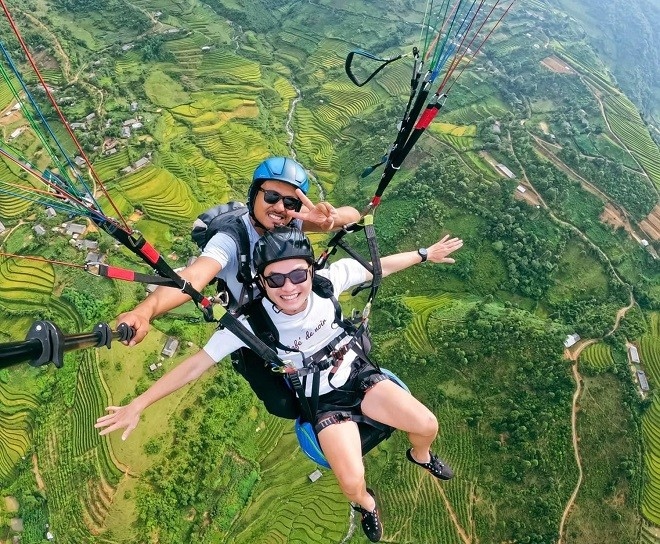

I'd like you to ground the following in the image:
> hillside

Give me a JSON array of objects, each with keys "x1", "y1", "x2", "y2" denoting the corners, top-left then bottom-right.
[
  {"x1": 549, "y1": 0, "x2": 660, "y2": 124},
  {"x1": 0, "y1": 0, "x2": 659, "y2": 543}
]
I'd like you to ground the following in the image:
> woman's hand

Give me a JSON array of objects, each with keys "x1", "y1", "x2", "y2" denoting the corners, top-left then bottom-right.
[{"x1": 95, "y1": 402, "x2": 143, "y2": 441}]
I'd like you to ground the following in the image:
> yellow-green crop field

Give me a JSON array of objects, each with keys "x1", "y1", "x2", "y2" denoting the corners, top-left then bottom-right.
[
  {"x1": 0, "y1": 383, "x2": 38, "y2": 481},
  {"x1": 118, "y1": 165, "x2": 203, "y2": 223},
  {"x1": 640, "y1": 313, "x2": 660, "y2": 524},
  {"x1": 428, "y1": 122, "x2": 476, "y2": 150}
]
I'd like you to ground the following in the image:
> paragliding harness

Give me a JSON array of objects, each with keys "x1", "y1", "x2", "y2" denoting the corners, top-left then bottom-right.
[
  {"x1": 191, "y1": 202, "x2": 253, "y2": 310},
  {"x1": 190, "y1": 202, "x2": 309, "y2": 419},
  {"x1": 242, "y1": 281, "x2": 398, "y2": 468},
  {"x1": 213, "y1": 216, "x2": 408, "y2": 468}
]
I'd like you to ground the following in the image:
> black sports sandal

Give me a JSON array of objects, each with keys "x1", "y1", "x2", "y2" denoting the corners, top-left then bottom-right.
[
  {"x1": 406, "y1": 448, "x2": 454, "y2": 480},
  {"x1": 352, "y1": 487, "x2": 383, "y2": 542}
]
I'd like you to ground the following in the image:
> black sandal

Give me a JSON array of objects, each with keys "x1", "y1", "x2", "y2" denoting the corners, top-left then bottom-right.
[
  {"x1": 406, "y1": 448, "x2": 454, "y2": 480},
  {"x1": 352, "y1": 487, "x2": 383, "y2": 542}
]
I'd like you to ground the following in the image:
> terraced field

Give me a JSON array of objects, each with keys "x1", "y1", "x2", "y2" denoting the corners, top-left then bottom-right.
[
  {"x1": 0, "y1": 255, "x2": 54, "y2": 307},
  {"x1": 428, "y1": 122, "x2": 476, "y2": 151},
  {"x1": 0, "y1": 383, "x2": 38, "y2": 480},
  {"x1": 118, "y1": 165, "x2": 203, "y2": 223},
  {"x1": 603, "y1": 94, "x2": 660, "y2": 189},
  {"x1": 579, "y1": 342, "x2": 615, "y2": 373},
  {"x1": 199, "y1": 49, "x2": 262, "y2": 83},
  {"x1": 33, "y1": 351, "x2": 123, "y2": 542},
  {"x1": 403, "y1": 294, "x2": 458, "y2": 353},
  {"x1": 640, "y1": 315, "x2": 660, "y2": 524},
  {"x1": 0, "y1": 158, "x2": 33, "y2": 219}
]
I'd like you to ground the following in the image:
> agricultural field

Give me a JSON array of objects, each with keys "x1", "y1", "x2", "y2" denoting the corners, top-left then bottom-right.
[
  {"x1": 579, "y1": 342, "x2": 615, "y2": 373},
  {"x1": 640, "y1": 314, "x2": 660, "y2": 525},
  {"x1": 0, "y1": 383, "x2": 38, "y2": 481},
  {"x1": 602, "y1": 93, "x2": 660, "y2": 189}
]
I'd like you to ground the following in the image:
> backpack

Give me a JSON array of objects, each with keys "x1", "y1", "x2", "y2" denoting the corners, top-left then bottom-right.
[{"x1": 191, "y1": 202, "x2": 252, "y2": 309}]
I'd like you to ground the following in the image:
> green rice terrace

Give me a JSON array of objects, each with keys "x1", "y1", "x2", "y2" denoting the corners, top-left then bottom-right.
[{"x1": 0, "y1": 0, "x2": 659, "y2": 543}]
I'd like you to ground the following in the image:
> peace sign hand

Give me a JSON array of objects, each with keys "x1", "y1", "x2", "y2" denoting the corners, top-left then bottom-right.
[{"x1": 286, "y1": 189, "x2": 339, "y2": 231}]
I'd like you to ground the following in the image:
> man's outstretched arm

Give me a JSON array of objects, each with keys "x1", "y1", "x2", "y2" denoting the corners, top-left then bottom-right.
[{"x1": 116, "y1": 256, "x2": 222, "y2": 345}]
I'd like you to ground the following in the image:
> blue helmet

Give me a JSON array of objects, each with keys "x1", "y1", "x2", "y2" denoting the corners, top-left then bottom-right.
[{"x1": 248, "y1": 157, "x2": 310, "y2": 213}]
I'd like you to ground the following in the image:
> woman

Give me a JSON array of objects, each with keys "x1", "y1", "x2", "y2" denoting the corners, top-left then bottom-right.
[{"x1": 96, "y1": 227, "x2": 463, "y2": 542}]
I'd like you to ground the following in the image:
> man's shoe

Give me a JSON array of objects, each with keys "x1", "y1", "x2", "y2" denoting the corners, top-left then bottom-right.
[
  {"x1": 352, "y1": 487, "x2": 383, "y2": 542},
  {"x1": 406, "y1": 448, "x2": 454, "y2": 480}
]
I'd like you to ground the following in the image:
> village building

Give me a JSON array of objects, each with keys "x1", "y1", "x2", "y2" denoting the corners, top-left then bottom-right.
[
  {"x1": 308, "y1": 469, "x2": 323, "y2": 483},
  {"x1": 130, "y1": 101, "x2": 139, "y2": 112},
  {"x1": 85, "y1": 112, "x2": 96, "y2": 122},
  {"x1": 146, "y1": 283, "x2": 158, "y2": 294},
  {"x1": 73, "y1": 239, "x2": 99, "y2": 251},
  {"x1": 162, "y1": 337, "x2": 179, "y2": 358},
  {"x1": 33, "y1": 224, "x2": 46, "y2": 236},
  {"x1": 496, "y1": 163, "x2": 516, "y2": 179},
  {"x1": 9, "y1": 127, "x2": 25, "y2": 139},
  {"x1": 45, "y1": 206, "x2": 57, "y2": 218},
  {"x1": 121, "y1": 126, "x2": 131, "y2": 138},
  {"x1": 0, "y1": 221, "x2": 6, "y2": 234},
  {"x1": 62, "y1": 222, "x2": 86, "y2": 237},
  {"x1": 123, "y1": 118, "x2": 138, "y2": 127},
  {"x1": 201, "y1": 46, "x2": 212, "y2": 51},
  {"x1": 85, "y1": 251, "x2": 104, "y2": 263},
  {"x1": 103, "y1": 138, "x2": 118, "y2": 152},
  {"x1": 637, "y1": 370, "x2": 650, "y2": 392},
  {"x1": 516, "y1": 185, "x2": 526, "y2": 193},
  {"x1": 70, "y1": 122, "x2": 86, "y2": 130},
  {"x1": 134, "y1": 157, "x2": 150, "y2": 169},
  {"x1": 73, "y1": 156, "x2": 87, "y2": 167},
  {"x1": 628, "y1": 345, "x2": 640, "y2": 364},
  {"x1": 563, "y1": 333, "x2": 580, "y2": 348},
  {"x1": 120, "y1": 165, "x2": 134, "y2": 175}
]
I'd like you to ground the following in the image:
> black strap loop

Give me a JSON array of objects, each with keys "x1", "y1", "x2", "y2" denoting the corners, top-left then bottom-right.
[{"x1": 345, "y1": 49, "x2": 404, "y2": 87}]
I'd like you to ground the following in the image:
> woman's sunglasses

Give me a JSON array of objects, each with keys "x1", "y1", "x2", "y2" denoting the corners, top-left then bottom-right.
[
  {"x1": 262, "y1": 268, "x2": 310, "y2": 288},
  {"x1": 259, "y1": 188, "x2": 303, "y2": 211}
]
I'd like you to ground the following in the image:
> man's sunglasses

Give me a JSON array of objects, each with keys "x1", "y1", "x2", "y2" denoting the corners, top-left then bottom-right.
[
  {"x1": 259, "y1": 188, "x2": 303, "y2": 211},
  {"x1": 262, "y1": 268, "x2": 310, "y2": 288}
]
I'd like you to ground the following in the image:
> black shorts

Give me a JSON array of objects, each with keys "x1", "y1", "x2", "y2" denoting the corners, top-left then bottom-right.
[
  {"x1": 314, "y1": 358, "x2": 388, "y2": 431},
  {"x1": 231, "y1": 348, "x2": 299, "y2": 420}
]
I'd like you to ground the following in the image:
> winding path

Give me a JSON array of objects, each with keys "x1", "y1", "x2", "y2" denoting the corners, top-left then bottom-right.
[{"x1": 557, "y1": 290, "x2": 635, "y2": 543}]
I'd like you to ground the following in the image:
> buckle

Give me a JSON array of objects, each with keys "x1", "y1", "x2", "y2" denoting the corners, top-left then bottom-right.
[
  {"x1": 271, "y1": 360, "x2": 295, "y2": 373},
  {"x1": 210, "y1": 290, "x2": 230, "y2": 307}
]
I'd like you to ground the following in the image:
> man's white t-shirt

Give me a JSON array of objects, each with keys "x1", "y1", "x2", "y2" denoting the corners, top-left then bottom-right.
[
  {"x1": 200, "y1": 213, "x2": 303, "y2": 304},
  {"x1": 203, "y1": 258, "x2": 367, "y2": 397}
]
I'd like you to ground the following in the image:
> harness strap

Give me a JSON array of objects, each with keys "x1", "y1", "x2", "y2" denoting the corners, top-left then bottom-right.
[{"x1": 315, "y1": 411, "x2": 392, "y2": 434}]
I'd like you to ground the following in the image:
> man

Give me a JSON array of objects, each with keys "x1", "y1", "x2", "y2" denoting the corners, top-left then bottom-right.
[
  {"x1": 98, "y1": 227, "x2": 463, "y2": 543},
  {"x1": 117, "y1": 156, "x2": 360, "y2": 417}
]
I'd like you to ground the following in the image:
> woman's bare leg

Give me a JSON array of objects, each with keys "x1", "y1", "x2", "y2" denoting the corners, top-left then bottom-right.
[
  {"x1": 317, "y1": 420, "x2": 375, "y2": 510},
  {"x1": 361, "y1": 379, "x2": 439, "y2": 463}
]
